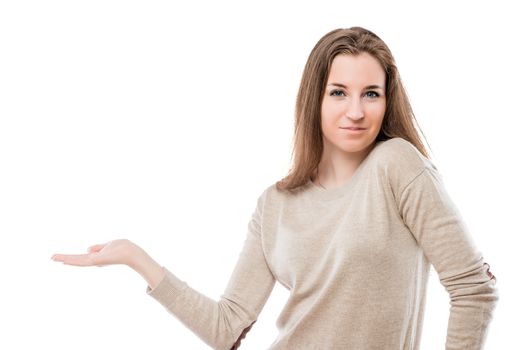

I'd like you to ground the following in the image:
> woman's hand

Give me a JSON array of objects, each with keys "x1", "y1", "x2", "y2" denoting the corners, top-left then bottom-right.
[
  {"x1": 52, "y1": 239, "x2": 165, "y2": 289},
  {"x1": 51, "y1": 239, "x2": 141, "y2": 267}
]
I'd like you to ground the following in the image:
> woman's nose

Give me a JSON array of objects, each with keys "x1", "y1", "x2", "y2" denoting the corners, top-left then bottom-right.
[{"x1": 345, "y1": 98, "x2": 364, "y2": 120}]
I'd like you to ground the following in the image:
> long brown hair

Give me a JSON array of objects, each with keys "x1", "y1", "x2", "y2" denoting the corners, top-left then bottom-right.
[{"x1": 275, "y1": 26, "x2": 432, "y2": 193}]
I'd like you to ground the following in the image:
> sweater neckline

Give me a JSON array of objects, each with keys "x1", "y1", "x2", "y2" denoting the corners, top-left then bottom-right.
[{"x1": 306, "y1": 140, "x2": 385, "y2": 201}]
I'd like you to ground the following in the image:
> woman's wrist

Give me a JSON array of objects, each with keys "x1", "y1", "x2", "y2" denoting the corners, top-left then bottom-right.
[{"x1": 129, "y1": 246, "x2": 165, "y2": 290}]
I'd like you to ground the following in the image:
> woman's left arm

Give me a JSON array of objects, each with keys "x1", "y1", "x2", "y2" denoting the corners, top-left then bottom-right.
[{"x1": 398, "y1": 166, "x2": 499, "y2": 350}]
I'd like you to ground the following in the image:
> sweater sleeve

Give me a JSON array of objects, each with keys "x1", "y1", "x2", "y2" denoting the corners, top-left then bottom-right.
[
  {"x1": 398, "y1": 166, "x2": 499, "y2": 350},
  {"x1": 146, "y1": 191, "x2": 276, "y2": 350}
]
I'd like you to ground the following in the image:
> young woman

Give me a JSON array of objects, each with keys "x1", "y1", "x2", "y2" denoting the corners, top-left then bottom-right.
[{"x1": 52, "y1": 27, "x2": 499, "y2": 349}]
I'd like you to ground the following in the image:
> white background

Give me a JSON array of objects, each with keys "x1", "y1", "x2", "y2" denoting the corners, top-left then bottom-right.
[{"x1": 1, "y1": 0, "x2": 522, "y2": 349}]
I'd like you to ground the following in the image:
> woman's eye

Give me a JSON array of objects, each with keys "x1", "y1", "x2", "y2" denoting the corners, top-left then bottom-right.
[
  {"x1": 330, "y1": 90, "x2": 345, "y2": 97},
  {"x1": 365, "y1": 91, "x2": 380, "y2": 98}
]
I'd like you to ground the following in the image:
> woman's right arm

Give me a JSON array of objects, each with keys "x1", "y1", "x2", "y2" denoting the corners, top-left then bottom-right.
[{"x1": 145, "y1": 190, "x2": 276, "y2": 350}]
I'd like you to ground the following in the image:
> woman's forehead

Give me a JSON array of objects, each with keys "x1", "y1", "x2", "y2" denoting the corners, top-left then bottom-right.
[{"x1": 328, "y1": 54, "x2": 386, "y2": 87}]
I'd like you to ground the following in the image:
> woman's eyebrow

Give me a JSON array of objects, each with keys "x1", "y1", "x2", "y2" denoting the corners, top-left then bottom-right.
[{"x1": 327, "y1": 83, "x2": 384, "y2": 90}]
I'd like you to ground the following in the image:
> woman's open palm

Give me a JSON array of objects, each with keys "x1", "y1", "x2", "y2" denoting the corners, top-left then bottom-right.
[{"x1": 51, "y1": 239, "x2": 139, "y2": 267}]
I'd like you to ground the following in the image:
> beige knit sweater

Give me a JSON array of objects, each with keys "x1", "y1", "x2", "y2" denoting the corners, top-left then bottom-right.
[{"x1": 147, "y1": 137, "x2": 499, "y2": 349}]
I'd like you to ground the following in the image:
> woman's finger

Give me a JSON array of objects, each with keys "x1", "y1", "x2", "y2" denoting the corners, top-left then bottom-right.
[{"x1": 51, "y1": 253, "x2": 97, "y2": 266}]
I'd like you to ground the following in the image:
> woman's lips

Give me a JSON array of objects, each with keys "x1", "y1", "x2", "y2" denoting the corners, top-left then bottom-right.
[{"x1": 340, "y1": 127, "x2": 366, "y2": 134}]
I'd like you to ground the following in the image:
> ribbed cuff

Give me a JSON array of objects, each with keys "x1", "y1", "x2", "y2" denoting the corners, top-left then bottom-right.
[{"x1": 146, "y1": 267, "x2": 189, "y2": 307}]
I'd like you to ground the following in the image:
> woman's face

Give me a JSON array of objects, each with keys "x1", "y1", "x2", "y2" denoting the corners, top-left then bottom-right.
[{"x1": 320, "y1": 53, "x2": 386, "y2": 157}]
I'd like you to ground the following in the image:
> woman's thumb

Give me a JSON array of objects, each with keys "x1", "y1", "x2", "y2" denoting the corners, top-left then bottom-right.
[{"x1": 87, "y1": 244, "x2": 105, "y2": 253}]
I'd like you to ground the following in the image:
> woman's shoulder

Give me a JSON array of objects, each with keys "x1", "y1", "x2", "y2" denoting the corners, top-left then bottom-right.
[
  {"x1": 370, "y1": 137, "x2": 439, "y2": 190},
  {"x1": 373, "y1": 137, "x2": 437, "y2": 172}
]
